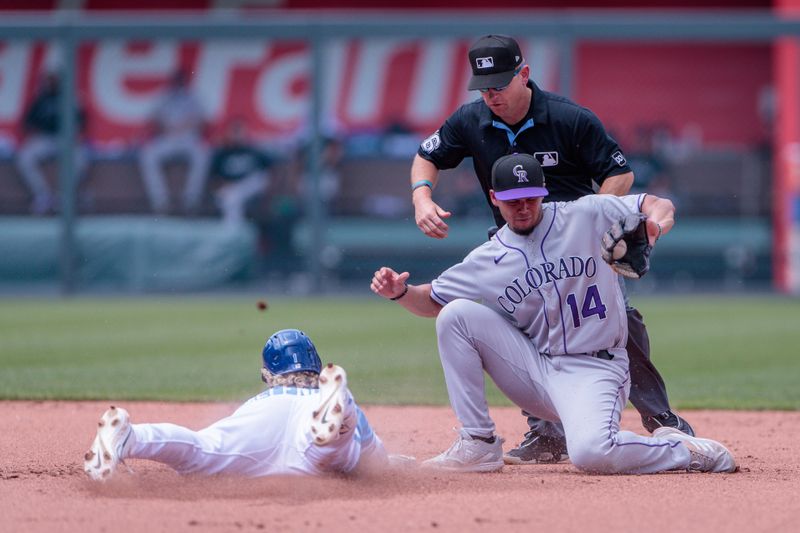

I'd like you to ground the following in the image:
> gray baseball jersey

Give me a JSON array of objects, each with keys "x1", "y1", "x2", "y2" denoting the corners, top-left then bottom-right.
[{"x1": 431, "y1": 194, "x2": 646, "y2": 356}]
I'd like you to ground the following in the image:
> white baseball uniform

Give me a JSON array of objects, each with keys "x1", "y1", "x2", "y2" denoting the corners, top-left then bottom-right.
[
  {"x1": 430, "y1": 193, "x2": 692, "y2": 474},
  {"x1": 125, "y1": 385, "x2": 386, "y2": 477}
]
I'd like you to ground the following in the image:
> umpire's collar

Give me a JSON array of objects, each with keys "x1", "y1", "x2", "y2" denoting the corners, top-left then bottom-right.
[{"x1": 478, "y1": 80, "x2": 550, "y2": 129}]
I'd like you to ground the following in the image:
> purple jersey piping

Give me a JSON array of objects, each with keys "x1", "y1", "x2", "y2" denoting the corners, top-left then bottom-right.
[
  {"x1": 536, "y1": 289, "x2": 550, "y2": 354},
  {"x1": 495, "y1": 233, "x2": 531, "y2": 269},
  {"x1": 495, "y1": 232, "x2": 549, "y2": 350},
  {"x1": 430, "y1": 286, "x2": 449, "y2": 306},
  {"x1": 538, "y1": 203, "x2": 569, "y2": 353}
]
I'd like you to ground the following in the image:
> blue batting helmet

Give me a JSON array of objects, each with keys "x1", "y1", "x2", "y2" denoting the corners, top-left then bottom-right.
[{"x1": 261, "y1": 329, "x2": 322, "y2": 375}]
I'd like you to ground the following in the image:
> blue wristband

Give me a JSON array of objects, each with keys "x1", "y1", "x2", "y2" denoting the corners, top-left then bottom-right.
[{"x1": 412, "y1": 180, "x2": 433, "y2": 191}]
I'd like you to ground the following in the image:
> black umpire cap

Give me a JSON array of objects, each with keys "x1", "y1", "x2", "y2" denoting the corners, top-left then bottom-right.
[
  {"x1": 491, "y1": 153, "x2": 549, "y2": 201},
  {"x1": 468, "y1": 35, "x2": 524, "y2": 91}
]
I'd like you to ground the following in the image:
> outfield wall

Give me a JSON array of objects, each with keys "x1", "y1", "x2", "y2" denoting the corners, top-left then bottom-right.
[{"x1": 0, "y1": 215, "x2": 771, "y2": 292}]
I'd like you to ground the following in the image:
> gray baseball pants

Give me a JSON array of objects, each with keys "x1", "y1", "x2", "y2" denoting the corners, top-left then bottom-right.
[{"x1": 436, "y1": 299, "x2": 690, "y2": 474}]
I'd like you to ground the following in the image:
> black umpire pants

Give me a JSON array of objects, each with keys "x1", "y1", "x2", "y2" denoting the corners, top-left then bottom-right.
[{"x1": 524, "y1": 296, "x2": 671, "y2": 438}]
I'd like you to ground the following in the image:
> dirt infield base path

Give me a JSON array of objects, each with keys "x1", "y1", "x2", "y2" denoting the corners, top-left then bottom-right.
[{"x1": 1, "y1": 402, "x2": 798, "y2": 533}]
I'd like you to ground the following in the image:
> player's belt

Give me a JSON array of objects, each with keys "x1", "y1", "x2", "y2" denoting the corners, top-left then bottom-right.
[{"x1": 593, "y1": 350, "x2": 614, "y2": 360}]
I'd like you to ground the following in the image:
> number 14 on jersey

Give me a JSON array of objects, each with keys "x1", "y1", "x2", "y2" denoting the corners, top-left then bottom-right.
[{"x1": 565, "y1": 284, "x2": 607, "y2": 328}]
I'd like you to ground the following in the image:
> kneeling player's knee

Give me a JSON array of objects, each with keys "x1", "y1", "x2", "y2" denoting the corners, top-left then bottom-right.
[
  {"x1": 567, "y1": 436, "x2": 623, "y2": 474},
  {"x1": 436, "y1": 299, "x2": 483, "y2": 334}
]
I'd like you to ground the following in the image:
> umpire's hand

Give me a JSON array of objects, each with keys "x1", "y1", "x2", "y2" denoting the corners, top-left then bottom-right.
[{"x1": 413, "y1": 196, "x2": 451, "y2": 239}]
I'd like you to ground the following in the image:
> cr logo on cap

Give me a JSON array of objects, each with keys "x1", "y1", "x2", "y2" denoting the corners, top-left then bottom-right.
[
  {"x1": 476, "y1": 57, "x2": 494, "y2": 69},
  {"x1": 513, "y1": 164, "x2": 528, "y2": 183}
]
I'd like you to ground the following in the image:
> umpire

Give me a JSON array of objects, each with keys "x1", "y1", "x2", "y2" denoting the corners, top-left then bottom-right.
[{"x1": 410, "y1": 34, "x2": 694, "y2": 465}]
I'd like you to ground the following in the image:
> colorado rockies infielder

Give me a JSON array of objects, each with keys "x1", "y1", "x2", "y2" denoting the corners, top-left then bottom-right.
[
  {"x1": 412, "y1": 34, "x2": 693, "y2": 465},
  {"x1": 372, "y1": 154, "x2": 736, "y2": 474},
  {"x1": 83, "y1": 329, "x2": 391, "y2": 480}
]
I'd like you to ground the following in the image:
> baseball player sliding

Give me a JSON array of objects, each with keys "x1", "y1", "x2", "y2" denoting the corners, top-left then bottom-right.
[
  {"x1": 83, "y1": 329, "x2": 399, "y2": 480},
  {"x1": 372, "y1": 153, "x2": 736, "y2": 474}
]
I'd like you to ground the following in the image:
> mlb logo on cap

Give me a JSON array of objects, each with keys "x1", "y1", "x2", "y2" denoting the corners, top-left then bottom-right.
[{"x1": 468, "y1": 34, "x2": 524, "y2": 91}]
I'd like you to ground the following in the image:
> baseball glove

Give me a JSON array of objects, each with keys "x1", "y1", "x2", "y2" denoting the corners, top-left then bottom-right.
[{"x1": 600, "y1": 213, "x2": 652, "y2": 279}]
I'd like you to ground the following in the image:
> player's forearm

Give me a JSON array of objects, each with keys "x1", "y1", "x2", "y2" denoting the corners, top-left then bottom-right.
[
  {"x1": 393, "y1": 283, "x2": 442, "y2": 317},
  {"x1": 642, "y1": 195, "x2": 676, "y2": 237},
  {"x1": 411, "y1": 155, "x2": 440, "y2": 204},
  {"x1": 598, "y1": 171, "x2": 635, "y2": 196}
]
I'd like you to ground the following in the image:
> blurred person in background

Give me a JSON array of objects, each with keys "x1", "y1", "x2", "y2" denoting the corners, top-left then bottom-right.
[
  {"x1": 15, "y1": 71, "x2": 88, "y2": 215},
  {"x1": 410, "y1": 34, "x2": 695, "y2": 466},
  {"x1": 302, "y1": 135, "x2": 343, "y2": 209},
  {"x1": 255, "y1": 136, "x2": 342, "y2": 284},
  {"x1": 138, "y1": 69, "x2": 209, "y2": 215},
  {"x1": 255, "y1": 171, "x2": 301, "y2": 283},
  {"x1": 208, "y1": 118, "x2": 272, "y2": 228}
]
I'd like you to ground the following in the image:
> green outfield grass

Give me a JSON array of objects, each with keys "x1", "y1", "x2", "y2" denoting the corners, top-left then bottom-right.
[{"x1": 1, "y1": 295, "x2": 798, "y2": 409}]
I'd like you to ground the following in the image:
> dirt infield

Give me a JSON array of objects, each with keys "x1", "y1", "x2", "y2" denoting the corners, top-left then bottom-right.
[{"x1": 1, "y1": 402, "x2": 798, "y2": 533}]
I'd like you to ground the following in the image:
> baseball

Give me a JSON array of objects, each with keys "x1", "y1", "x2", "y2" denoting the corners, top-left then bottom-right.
[
  {"x1": 257, "y1": 300, "x2": 269, "y2": 311},
  {"x1": 612, "y1": 240, "x2": 627, "y2": 260}
]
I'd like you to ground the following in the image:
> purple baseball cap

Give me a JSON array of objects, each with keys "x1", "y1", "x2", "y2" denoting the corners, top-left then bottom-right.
[{"x1": 491, "y1": 153, "x2": 549, "y2": 201}]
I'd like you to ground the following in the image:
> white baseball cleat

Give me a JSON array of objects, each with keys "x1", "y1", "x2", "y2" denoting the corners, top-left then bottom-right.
[
  {"x1": 653, "y1": 427, "x2": 738, "y2": 473},
  {"x1": 310, "y1": 364, "x2": 356, "y2": 446},
  {"x1": 84, "y1": 406, "x2": 134, "y2": 481},
  {"x1": 422, "y1": 429, "x2": 505, "y2": 473}
]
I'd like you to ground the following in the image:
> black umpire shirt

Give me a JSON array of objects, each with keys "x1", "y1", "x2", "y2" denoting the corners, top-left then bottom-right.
[{"x1": 418, "y1": 81, "x2": 632, "y2": 226}]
